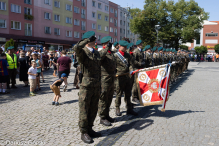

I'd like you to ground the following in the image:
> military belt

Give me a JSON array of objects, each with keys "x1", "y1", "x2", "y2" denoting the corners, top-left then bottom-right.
[{"x1": 83, "y1": 74, "x2": 99, "y2": 78}]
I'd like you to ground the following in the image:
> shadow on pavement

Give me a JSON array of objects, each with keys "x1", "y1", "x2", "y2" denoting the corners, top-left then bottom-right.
[{"x1": 62, "y1": 99, "x2": 78, "y2": 104}]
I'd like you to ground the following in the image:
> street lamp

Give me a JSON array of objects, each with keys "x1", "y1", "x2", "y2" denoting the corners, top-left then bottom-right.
[{"x1": 155, "y1": 25, "x2": 161, "y2": 46}]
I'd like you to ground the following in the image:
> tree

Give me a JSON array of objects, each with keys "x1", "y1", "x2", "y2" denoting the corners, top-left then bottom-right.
[
  {"x1": 179, "y1": 45, "x2": 188, "y2": 50},
  {"x1": 214, "y1": 44, "x2": 219, "y2": 54},
  {"x1": 195, "y1": 45, "x2": 207, "y2": 54},
  {"x1": 130, "y1": 0, "x2": 167, "y2": 47},
  {"x1": 130, "y1": 0, "x2": 209, "y2": 50}
]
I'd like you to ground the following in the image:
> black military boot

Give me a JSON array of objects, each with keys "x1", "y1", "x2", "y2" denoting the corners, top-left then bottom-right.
[
  {"x1": 81, "y1": 133, "x2": 93, "y2": 144},
  {"x1": 100, "y1": 118, "x2": 112, "y2": 126},
  {"x1": 88, "y1": 129, "x2": 102, "y2": 138},
  {"x1": 116, "y1": 107, "x2": 122, "y2": 116},
  {"x1": 107, "y1": 116, "x2": 117, "y2": 123},
  {"x1": 127, "y1": 109, "x2": 138, "y2": 116},
  {"x1": 132, "y1": 98, "x2": 140, "y2": 104}
]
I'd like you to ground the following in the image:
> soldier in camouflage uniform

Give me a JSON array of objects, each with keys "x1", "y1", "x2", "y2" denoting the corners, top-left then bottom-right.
[
  {"x1": 73, "y1": 31, "x2": 108, "y2": 144},
  {"x1": 132, "y1": 40, "x2": 145, "y2": 104},
  {"x1": 98, "y1": 36, "x2": 117, "y2": 127},
  {"x1": 143, "y1": 45, "x2": 153, "y2": 68},
  {"x1": 114, "y1": 40, "x2": 138, "y2": 116},
  {"x1": 158, "y1": 47, "x2": 163, "y2": 65},
  {"x1": 152, "y1": 47, "x2": 159, "y2": 66}
]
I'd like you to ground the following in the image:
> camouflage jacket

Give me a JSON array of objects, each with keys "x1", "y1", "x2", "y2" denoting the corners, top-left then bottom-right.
[
  {"x1": 145, "y1": 52, "x2": 152, "y2": 68},
  {"x1": 133, "y1": 48, "x2": 144, "y2": 69},
  {"x1": 73, "y1": 39, "x2": 108, "y2": 87},
  {"x1": 99, "y1": 49, "x2": 116, "y2": 75},
  {"x1": 114, "y1": 51, "x2": 134, "y2": 76},
  {"x1": 153, "y1": 53, "x2": 159, "y2": 66}
]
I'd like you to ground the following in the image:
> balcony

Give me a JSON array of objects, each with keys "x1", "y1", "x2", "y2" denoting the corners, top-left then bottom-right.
[
  {"x1": 25, "y1": 29, "x2": 32, "y2": 36},
  {"x1": 24, "y1": 14, "x2": 34, "y2": 20}
]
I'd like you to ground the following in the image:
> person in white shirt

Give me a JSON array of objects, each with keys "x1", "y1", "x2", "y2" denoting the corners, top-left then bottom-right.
[
  {"x1": 27, "y1": 61, "x2": 37, "y2": 96},
  {"x1": 1, "y1": 45, "x2": 5, "y2": 52}
]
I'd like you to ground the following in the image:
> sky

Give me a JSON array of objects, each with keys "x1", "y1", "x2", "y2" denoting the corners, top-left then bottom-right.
[{"x1": 109, "y1": 0, "x2": 218, "y2": 21}]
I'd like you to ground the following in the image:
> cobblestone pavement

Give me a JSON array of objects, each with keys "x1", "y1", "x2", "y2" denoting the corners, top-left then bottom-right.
[{"x1": 0, "y1": 62, "x2": 219, "y2": 146}]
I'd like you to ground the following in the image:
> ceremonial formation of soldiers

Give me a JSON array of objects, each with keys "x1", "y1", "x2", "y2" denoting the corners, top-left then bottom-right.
[{"x1": 73, "y1": 31, "x2": 190, "y2": 144}]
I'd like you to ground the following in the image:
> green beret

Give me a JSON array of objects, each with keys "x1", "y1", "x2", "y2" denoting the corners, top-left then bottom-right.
[
  {"x1": 101, "y1": 36, "x2": 111, "y2": 44},
  {"x1": 82, "y1": 31, "x2": 95, "y2": 40},
  {"x1": 152, "y1": 46, "x2": 157, "y2": 52},
  {"x1": 127, "y1": 43, "x2": 134, "y2": 49},
  {"x1": 143, "y1": 45, "x2": 150, "y2": 51},
  {"x1": 158, "y1": 47, "x2": 163, "y2": 51},
  {"x1": 7, "y1": 46, "x2": 14, "y2": 50},
  {"x1": 172, "y1": 49, "x2": 175, "y2": 52},
  {"x1": 119, "y1": 40, "x2": 129, "y2": 47},
  {"x1": 136, "y1": 40, "x2": 142, "y2": 45},
  {"x1": 113, "y1": 42, "x2": 118, "y2": 46},
  {"x1": 163, "y1": 48, "x2": 166, "y2": 52}
]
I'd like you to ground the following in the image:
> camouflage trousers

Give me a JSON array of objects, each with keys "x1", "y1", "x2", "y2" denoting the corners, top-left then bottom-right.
[
  {"x1": 98, "y1": 75, "x2": 115, "y2": 119},
  {"x1": 115, "y1": 75, "x2": 132, "y2": 110},
  {"x1": 132, "y1": 73, "x2": 139, "y2": 100},
  {"x1": 78, "y1": 85, "x2": 100, "y2": 133}
]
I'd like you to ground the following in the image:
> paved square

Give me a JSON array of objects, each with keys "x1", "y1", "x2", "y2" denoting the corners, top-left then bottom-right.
[{"x1": 0, "y1": 62, "x2": 219, "y2": 146}]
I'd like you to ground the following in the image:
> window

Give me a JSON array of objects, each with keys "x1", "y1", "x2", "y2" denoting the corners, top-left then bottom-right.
[
  {"x1": 0, "y1": 19, "x2": 6, "y2": 28},
  {"x1": 54, "y1": 28, "x2": 60, "y2": 35},
  {"x1": 120, "y1": 12, "x2": 122, "y2": 17},
  {"x1": 98, "y1": 3, "x2": 101, "y2": 9},
  {"x1": 120, "y1": 28, "x2": 122, "y2": 33},
  {"x1": 0, "y1": 2, "x2": 6, "y2": 10},
  {"x1": 81, "y1": 0, "x2": 86, "y2": 7},
  {"x1": 11, "y1": 4, "x2": 21, "y2": 13},
  {"x1": 111, "y1": 38, "x2": 113, "y2": 43},
  {"x1": 92, "y1": 12, "x2": 96, "y2": 18},
  {"x1": 123, "y1": 29, "x2": 125, "y2": 34},
  {"x1": 74, "y1": 7, "x2": 80, "y2": 13},
  {"x1": 66, "y1": 31, "x2": 72, "y2": 37},
  {"x1": 24, "y1": 7, "x2": 32, "y2": 20},
  {"x1": 54, "y1": 14, "x2": 60, "y2": 21},
  {"x1": 110, "y1": 27, "x2": 113, "y2": 32},
  {"x1": 44, "y1": 12, "x2": 51, "y2": 20},
  {"x1": 120, "y1": 36, "x2": 122, "y2": 40},
  {"x1": 25, "y1": 23, "x2": 32, "y2": 36},
  {"x1": 127, "y1": 30, "x2": 129, "y2": 34},
  {"x1": 11, "y1": 21, "x2": 21, "y2": 30},
  {"x1": 66, "y1": 4, "x2": 72, "y2": 11},
  {"x1": 105, "y1": 16, "x2": 108, "y2": 21},
  {"x1": 45, "y1": 26, "x2": 51, "y2": 34},
  {"x1": 98, "y1": 14, "x2": 101, "y2": 20},
  {"x1": 206, "y1": 33, "x2": 218, "y2": 37},
  {"x1": 98, "y1": 25, "x2": 101, "y2": 30},
  {"x1": 110, "y1": 8, "x2": 114, "y2": 13},
  {"x1": 115, "y1": 10, "x2": 117, "y2": 17},
  {"x1": 114, "y1": 19, "x2": 117, "y2": 27},
  {"x1": 74, "y1": 31, "x2": 80, "y2": 38},
  {"x1": 81, "y1": 21, "x2": 86, "y2": 30},
  {"x1": 24, "y1": 0, "x2": 32, "y2": 5},
  {"x1": 110, "y1": 18, "x2": 113, "y2": 23},
  {"x1": 105, "y1": 5, "x2": 108, "y2": 11},
  {"x1": 105, "y1": 26, "x2": 108, "y2": 32},
  {"x1": 98, "y1": 35, "x2": 101, "y2": 41},
  {"x1": 66, "y1": 17, "x2": 72, "y2": 24},
  {"x1": 44, "y1": 0, "x2": 50, "y2": 5},
  {"x1": 123, "y1": 21, "x2": 125, "y2": 26},
  {"x1": 81, "y1": 9, "x2": 86, "y2": 19},
  {"x1": 92, "y1": 23, "x2": 96, "y2": 29},
  {"x1": 92, "y1": 1, "x2": 96, "y2": 7},
  {"x1": 120, "y1": 20, "x2": 122, "y2": 25},
  {"x1": 74, "y1": 19, "x2": 80, "y2": 25},
  {"x1": 54, "y1": 1, "x2": 60, "y2": 8},
  {"x1": 115, "y1": 38, "x2": 117, "y2": 42},
  {"x1": 115, "y1": 28, "x2": 117, "y2": 36}
]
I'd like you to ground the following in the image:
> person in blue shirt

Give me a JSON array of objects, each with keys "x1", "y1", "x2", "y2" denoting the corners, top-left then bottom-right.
[{"x1": 0, "y1": 53, "x2": 9, "y2": 94}]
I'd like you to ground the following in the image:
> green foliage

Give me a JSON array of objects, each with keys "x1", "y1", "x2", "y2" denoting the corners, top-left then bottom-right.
[
  {"x1": 5, "y1": 39, "x2": 15, "y2": 50},
  {"x1": 195, "y1": 45, "x2": 207, "y2": 54},
  {"x1": 179, "y1": 45, "x2": 188, "y2": 50},
  {"x1": 214, "y1": 44, "x2": 219, "y2": 54},
  {"x1": 24, "y1": 14, "x2": 34, "y2": 20},
  {"x1": 130, "y1": 0, "x2": 209, "y2": 50}
]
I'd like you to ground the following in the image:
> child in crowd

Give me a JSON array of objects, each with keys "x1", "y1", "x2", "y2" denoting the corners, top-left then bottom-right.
[
  {"x1": 32, "y1": 53, "x2": 42, "y2": 91},
  {"x1": 52, "y1": 53, "x2": 58, "y2": 77},
  {"x1": 50, "y1": 73, "x2": 67, "y2": 106},
  {"x1": 27, "y1": 61, "x2": 37, "y2": 96},
  {"x1": 0, "y1": 53, "x2": 9, "y2": 94}
]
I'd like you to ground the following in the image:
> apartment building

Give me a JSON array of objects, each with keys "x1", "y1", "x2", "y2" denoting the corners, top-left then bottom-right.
[{"x1": 0, "y1": 0, "x2": 138, "y2": 50}]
